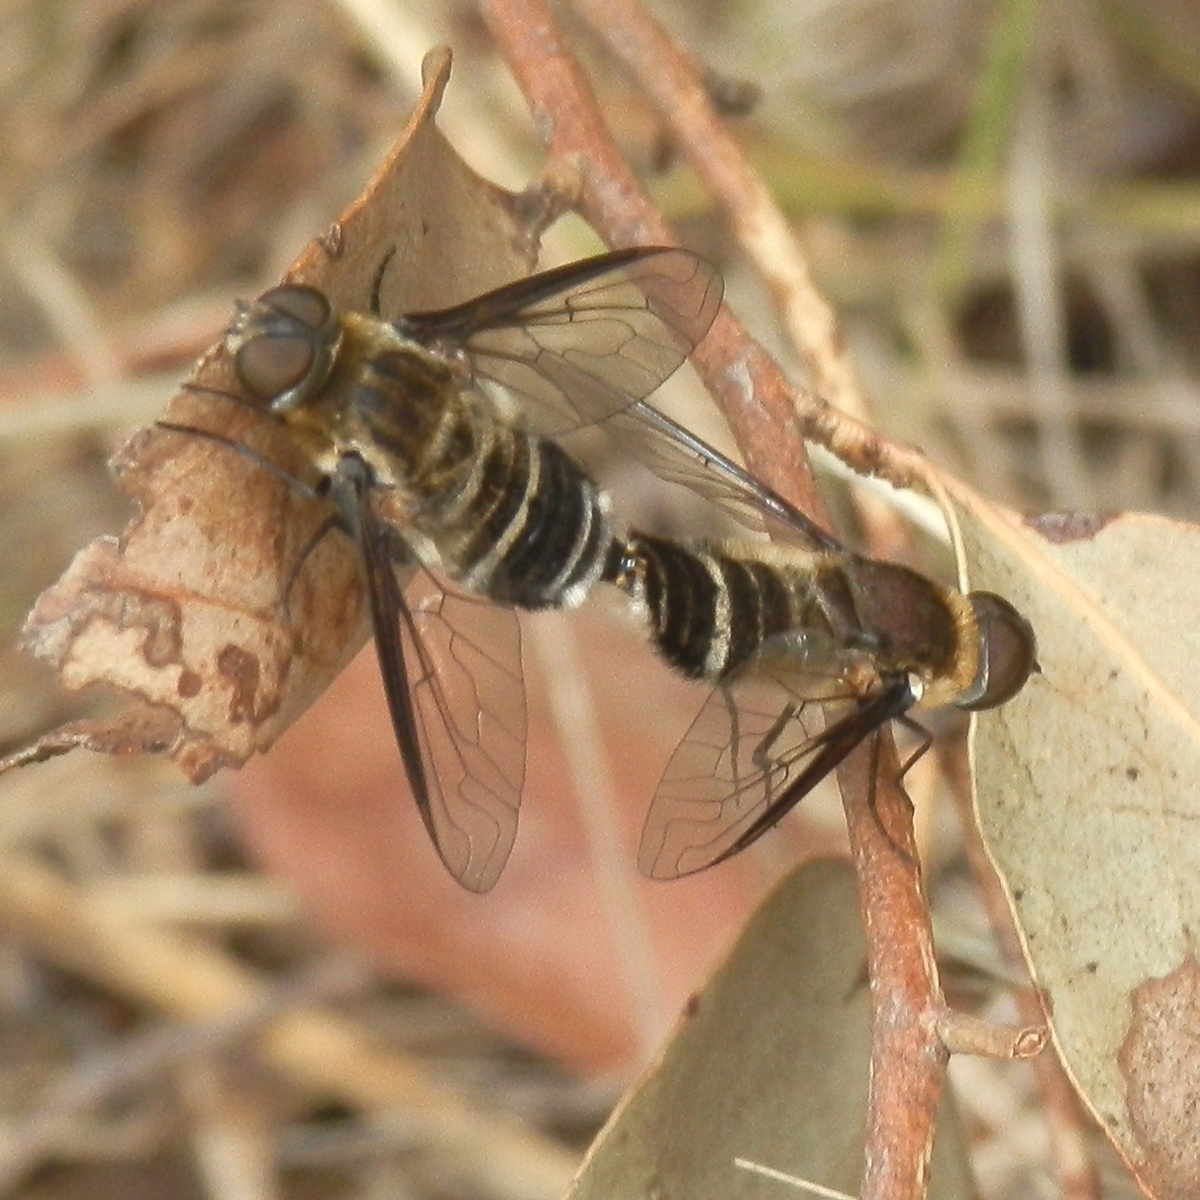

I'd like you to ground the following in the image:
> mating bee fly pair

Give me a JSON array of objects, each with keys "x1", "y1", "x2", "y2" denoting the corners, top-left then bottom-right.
[{"x1": 161, "y1": 247, "x2": 1034, "y2": 892}]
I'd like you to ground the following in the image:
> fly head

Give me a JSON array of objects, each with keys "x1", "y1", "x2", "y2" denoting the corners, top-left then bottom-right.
[{"x1": 228, "y1": 285, "x2": 343, "y2": 414}]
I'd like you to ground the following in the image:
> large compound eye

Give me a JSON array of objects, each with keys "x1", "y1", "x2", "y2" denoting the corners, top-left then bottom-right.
[
  {"x1": 958, "y1": 592, "x2": 1037, "y2": 711},
  {"x1": 235, "y1": 329, "x2": 313, "y2": 400},
  {"x1": 229, "y1": 285, "x2": 337, "y2": 409}
]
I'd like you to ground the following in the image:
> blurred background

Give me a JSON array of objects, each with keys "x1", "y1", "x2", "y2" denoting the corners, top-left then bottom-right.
[{"x1": 2, "y1": 0, "x2": 1197, "y2": 1196}]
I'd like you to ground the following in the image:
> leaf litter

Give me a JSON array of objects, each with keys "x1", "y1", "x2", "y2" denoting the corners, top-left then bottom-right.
[{"x1": 4, "y1": 13, "x2": 1192, "y2": 1200}]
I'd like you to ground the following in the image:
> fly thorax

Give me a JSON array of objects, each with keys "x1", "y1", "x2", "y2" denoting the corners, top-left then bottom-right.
[
  {"x1": 837, "y1": 557, "x2": 961, "y2": 684},
  {"x1": 347, "y1": 332, "x2": 467, "y2": 491}
]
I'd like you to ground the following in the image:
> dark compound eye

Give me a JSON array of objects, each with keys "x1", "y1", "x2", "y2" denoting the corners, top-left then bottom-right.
[
  {"x1": 263, "y1": 285, "x2": 332, "y2": 330},
  {"x1": 235, "y1": 331, "x2": 315, "y2": 399},
  {"x1": 958, "y1": 592, "x2": 1037, "y2": 711},
  {"x1": 229, "y1": 286, "x2": 338, "y2": 407}
]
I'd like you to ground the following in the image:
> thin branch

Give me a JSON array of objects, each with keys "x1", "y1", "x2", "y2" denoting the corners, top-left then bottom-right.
[
  {"x1": 571, "y1": 0, "x2": 871, "y2": 424},
  {"x1": 481, "y1": 0, "x2": 826, "y2": 524},
  {"x1": 485, "y1": 2, "x2": 931, "y2": 497},
  {"x1": 480, "y1": 5, "x2": 950, "y2": 1197},
  {"x1": 569, "y1": 0, "x2": 916, "y2": 600},
  {"x1": 936, "y1": 1008, "x2": 1048, "y2": 1059},
  {"x1": 838, "y1": 744, "x2": 945, "y2": 1200}
]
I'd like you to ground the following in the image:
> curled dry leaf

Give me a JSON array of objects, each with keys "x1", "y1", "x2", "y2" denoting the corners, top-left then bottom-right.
[
  {"x1": 4, "y1": 48, "x2": 535, "y2": 783},
  {"x1": 569, "y1": 859, "x2": 974, "y2": 1200},
  {"x1": 945, "y1": 481, "x2": 1200, "y2": 1200}
]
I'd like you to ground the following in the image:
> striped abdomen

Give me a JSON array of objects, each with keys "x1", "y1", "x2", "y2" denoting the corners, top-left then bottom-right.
[
  {"x1": 605, "y1": 534, "x2": 964, "y2": 684},
  {"x1": 349, "y1": 345, "x2": 613, "y2": 611}
]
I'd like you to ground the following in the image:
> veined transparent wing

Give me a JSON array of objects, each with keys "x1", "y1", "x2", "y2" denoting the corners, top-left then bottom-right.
[
  {"x1": 639, "y1": 662, "x2": 915, "y2": 881},
  {"x1": 348, "y1": 468, "x2": 526, "y2": 892},
  {"x1": 401, "y1": 247, "x2": 721, "y2": 432}
]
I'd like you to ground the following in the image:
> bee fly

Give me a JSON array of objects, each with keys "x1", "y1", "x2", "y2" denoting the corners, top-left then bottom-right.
[
  {"x1": 604, "y1": 531, "x2": 1035, "y2": 879},
  {"x1": 167, "y1": 247, "x2": 723, "y2": 891},
  {"x1": 166, "y1": 246, "x2": 1034, "y2": 891}
]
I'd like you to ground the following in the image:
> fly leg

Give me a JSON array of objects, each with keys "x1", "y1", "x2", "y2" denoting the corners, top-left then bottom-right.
[
  {"x1": 155, "y1": 418, "x2": 341, "y2": 621},
  {"x1": 719, "y1": 682, "x2": 797, "y2": 810},
  {"x1": 155, "y1": 419, "x2": 323, "y2": 500},
  {"x1": 895, "y1": 713, "x2": 933, "y2": 776},
  {"x1": 864, "y1": 712, "x2": 931, "y2": 864},
  {"x1": 748, "y1": 701, "x2": 800, "y2": 809},
  {"x1": 369, "y1": 247, "x2": 398, "y2": 316},
  {"x1": 279, "y1": 511, "x2": 344, "y2": 619}
]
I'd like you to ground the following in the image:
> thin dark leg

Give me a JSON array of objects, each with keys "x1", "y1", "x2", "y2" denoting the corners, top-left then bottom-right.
[
  {"x1": 370, "y1": 246, "x2": 398, "y2": 316},
  {"x1": 155, "y1": 419, "x2": 348, "y2": 616},
  {"x1": 154, "y1": 420, "x2": 324, "y2": 501}
]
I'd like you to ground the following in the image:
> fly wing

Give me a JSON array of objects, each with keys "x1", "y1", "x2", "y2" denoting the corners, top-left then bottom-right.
[
  {"x1": 639, "y1": 668, "x2": 911, "y2": 880},
  {"x1": 597, "y1": 403, "x2": 839, "y2": 548},
  {"x1": 403, "y1": 247, "x2": 721, "y2": 433},
  {"x1": 350, "y1": 475, "x2": 525, "y2": 893},
  {"x1": 639, "y1": 673, "x2": 829, "y2": 881},
  {"x1": 403, "y1": 248, "x2": 838, "y2": 551}
]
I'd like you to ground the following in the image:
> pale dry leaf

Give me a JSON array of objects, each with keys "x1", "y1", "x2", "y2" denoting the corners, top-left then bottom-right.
[
  {"x1": 4, "y1": 48, "x2": 536, "y2": 783},
  {"x1": 945, "y1": 482, "x2": 1200, "y2": 1200},
  {"x1": 568, "y1": 858, "x2": 974, "y2": 1200}
]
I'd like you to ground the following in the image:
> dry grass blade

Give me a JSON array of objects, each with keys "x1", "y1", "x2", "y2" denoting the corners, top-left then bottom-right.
[{"x1": 0, "y1": 849, "x2": 576, "y2": 1199}]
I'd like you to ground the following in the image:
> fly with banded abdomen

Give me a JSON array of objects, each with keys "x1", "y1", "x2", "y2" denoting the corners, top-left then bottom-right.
[
  {"x1": 162, "y1": 246, "x2": 1035, "y2": 891},
  {"x1": 161, "y1": 247, "x2": 723, "y2": 891},
  {"x1": 605, "y1": 527, "x2": 1035, "y2": 880}
]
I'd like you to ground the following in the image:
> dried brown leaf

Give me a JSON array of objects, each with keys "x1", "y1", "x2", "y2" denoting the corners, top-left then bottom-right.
[
  {"x1": 4, "y1": 48, "x2": 536, "y2": 782},
  {"x1": 947, "y1": 484, "x2": 1200, "y2": 1200}
]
